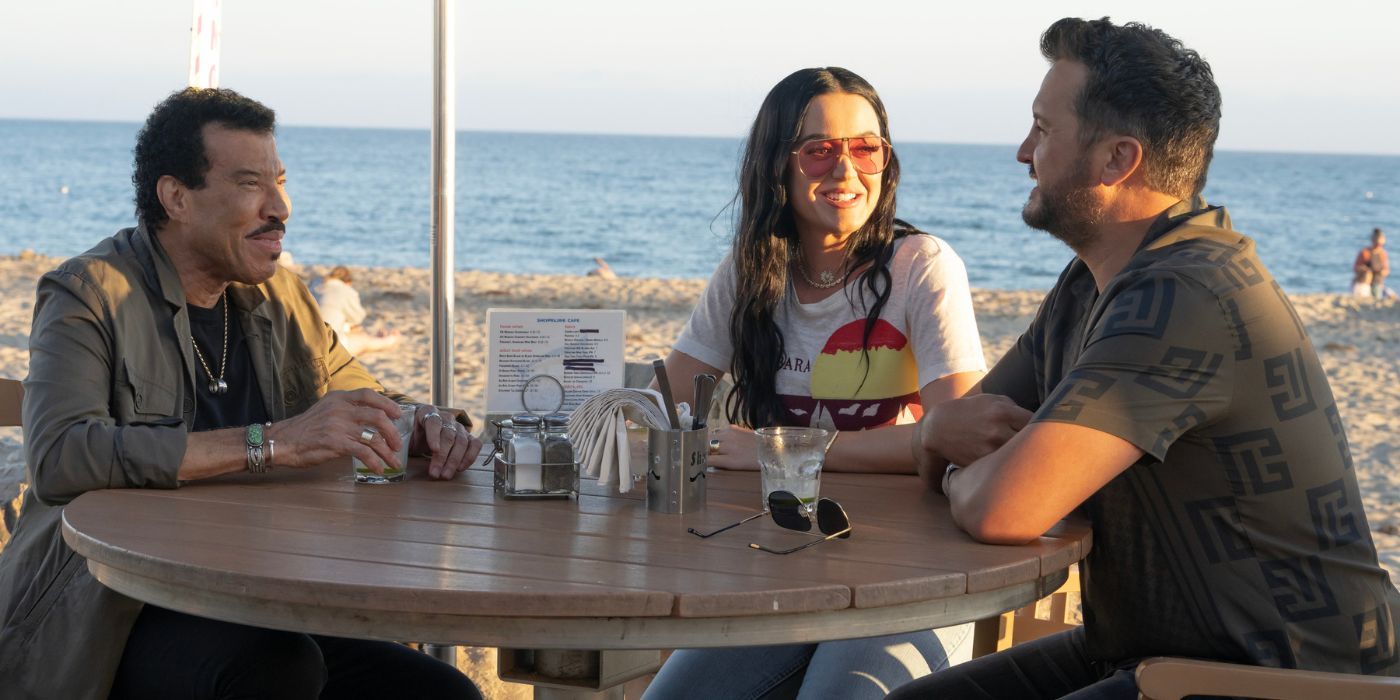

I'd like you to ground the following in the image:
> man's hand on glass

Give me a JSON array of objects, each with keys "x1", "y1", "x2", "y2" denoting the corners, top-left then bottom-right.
[{"x1": 267, "y1": 389, "x2": 404, "y2": 472}]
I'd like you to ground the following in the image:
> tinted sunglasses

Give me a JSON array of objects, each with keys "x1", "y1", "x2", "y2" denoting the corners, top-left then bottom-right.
[
  {"x1": 688, "y1": 490, "x2": 853, "y2": 555},
  {"x1": 790, "y1": 136, "x2": 893, "y2": 178}
]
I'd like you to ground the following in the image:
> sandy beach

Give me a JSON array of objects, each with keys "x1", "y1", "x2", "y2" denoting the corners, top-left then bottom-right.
[{"x1": 0, "y1": 252, "x2": 1396, "y2": 694}]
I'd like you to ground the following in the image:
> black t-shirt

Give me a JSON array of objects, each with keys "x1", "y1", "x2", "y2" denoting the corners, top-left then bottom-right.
[
  {"x1": 984, "y1": 198, "x2": 1399, "y2": 674},
  {"x1": 187, "y1": 295, "x2": 269, "y2": 431}
]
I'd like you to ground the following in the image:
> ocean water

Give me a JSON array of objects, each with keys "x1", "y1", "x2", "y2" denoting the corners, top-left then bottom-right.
[{"x1": 1, "y1": 119, "x2": 1396, "y2": 293}]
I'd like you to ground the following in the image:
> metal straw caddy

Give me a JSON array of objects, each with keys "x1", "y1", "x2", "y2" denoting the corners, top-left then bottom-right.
[{"x1": 646, "y1": 427, "x2": 707, "y2": 514}]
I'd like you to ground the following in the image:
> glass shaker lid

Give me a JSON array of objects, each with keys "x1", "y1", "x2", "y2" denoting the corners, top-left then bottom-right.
[{"x1": 510, "y1": 414, "x2": 542, "y2": 429}]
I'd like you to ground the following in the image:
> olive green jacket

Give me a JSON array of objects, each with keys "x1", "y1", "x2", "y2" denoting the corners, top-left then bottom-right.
[{"x1": 0, "y1": 225, "x2": 396, "y2": 699}]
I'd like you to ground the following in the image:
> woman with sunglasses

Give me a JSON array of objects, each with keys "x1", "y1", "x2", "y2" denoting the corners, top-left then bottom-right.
[{"x1": 645, "y1": 68, "x2": 985, "y2": 699}]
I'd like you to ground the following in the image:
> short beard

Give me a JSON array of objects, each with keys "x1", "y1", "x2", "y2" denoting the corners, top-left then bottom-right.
[{"x1": 1022, "y1": 156, "x2": 1104, "y2": 252}]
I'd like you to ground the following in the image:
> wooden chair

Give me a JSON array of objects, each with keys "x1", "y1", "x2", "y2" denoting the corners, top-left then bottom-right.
[
  {"x1": 1, "y1": 378, "x2": 26, "y2": 548},
  {"x1": 0, "y1": 377, "x2": 21, "y2": 428},
  {"x1": 1136, "y1": 656, "x2": 1400, "y2": 699},
  {"x1": 623, "y1": 361, "x2": 655, "y2": 390},
  {"x1": 972, "y1": 565, "x2": 1081, "y2": 657}
]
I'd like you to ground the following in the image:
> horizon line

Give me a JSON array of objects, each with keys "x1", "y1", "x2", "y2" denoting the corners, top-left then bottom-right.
[{"x1": 2, "y1": 115, "x2": 1398, "y2": 160}]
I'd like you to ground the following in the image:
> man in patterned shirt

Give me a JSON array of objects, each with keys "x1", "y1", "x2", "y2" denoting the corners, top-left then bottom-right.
[{"x1": 893, "y1": 17, "x2": 1399, "y2": 699}]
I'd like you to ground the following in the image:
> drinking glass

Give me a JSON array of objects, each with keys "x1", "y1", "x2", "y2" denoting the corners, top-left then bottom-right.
[
  {"x1": 354, "y1": 403, "x2": 417, "y2": 484},
  {"x1": 755, "y1": 427, "x2": 833, "y2": 513}
]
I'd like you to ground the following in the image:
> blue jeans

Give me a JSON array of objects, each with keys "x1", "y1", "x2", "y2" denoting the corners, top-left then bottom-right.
[
  {"x1": 642, "y1": 625, "x2": 967, "y2": 700},
  {"x1": 884, "y1": 627, "x2": 1138, "y2": 699}
]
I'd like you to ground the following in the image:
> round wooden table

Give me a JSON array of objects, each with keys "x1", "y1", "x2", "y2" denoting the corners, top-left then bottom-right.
[{"x1": 63, "y1": 460, "x2": 1090, "y2": 698}]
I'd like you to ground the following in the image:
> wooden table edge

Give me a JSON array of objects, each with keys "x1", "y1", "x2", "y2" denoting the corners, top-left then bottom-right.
[
  {"x1": 62, "y1": 513, "x2": 683, "y2": 618},
  {"x1": 84, "y1": 556, "x2": 1071, "y2": 649}
]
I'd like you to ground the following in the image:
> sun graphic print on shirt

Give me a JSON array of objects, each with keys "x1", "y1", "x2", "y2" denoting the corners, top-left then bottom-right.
[{"x1": 779, "y1": 319, "x2": 922, "y2": 430}]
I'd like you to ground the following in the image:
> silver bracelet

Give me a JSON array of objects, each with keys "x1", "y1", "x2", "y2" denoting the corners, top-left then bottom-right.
[
  {"x1": 266, "y1": 438, "x2": 275, "y2": 468},
  {"x1": 245, "y1": 422, "x2": 269, "y2": 474},
  {"x1": 941, "y1": 464, "x2": 961, "y2": 496}
]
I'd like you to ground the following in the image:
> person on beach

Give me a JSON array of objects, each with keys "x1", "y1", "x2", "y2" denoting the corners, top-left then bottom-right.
[
  {"x1": 314, "y1": 265, "x2": 403, "y2": 355},
  {"x1": 1353, "y1": 227, "x2": 1390, "y2": 299},
  {"x1": 587, "y1": 256, "x2": 618, "y2": 279},
  {"x1": 0, "y1": 88, "x2": 483, "y2": 699},
  {"x1": 893, "y1": 18, "x2": 1400, "y2": 699},
  {"x1": 645, "y1": 68, "x2": 987, "y2": 699}
]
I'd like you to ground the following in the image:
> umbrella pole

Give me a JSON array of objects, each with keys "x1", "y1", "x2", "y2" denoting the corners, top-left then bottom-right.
[
  {"x1": 422, "y1": 0, "x2": 458, "y2": 670},
  {"x1": 429, "y1": 0, "x2": 456, "y2": 411}
]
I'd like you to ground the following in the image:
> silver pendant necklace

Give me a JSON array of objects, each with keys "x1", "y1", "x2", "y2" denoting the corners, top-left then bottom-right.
[
  {"x1": 191, "y1": 290, "x2": 230, "y2": 395},
  {"x1": 793, "y1": 242, "x2": 847, "y2": 289}
]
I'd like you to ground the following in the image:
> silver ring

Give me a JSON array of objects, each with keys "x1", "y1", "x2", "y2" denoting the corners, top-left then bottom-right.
[
  {"x1": 709, "y1": 439, "x2": 720, "y2": 455},
  {"x1": 358, "y1": 428, "x2": 376, "y2": 443},
  {"x1": 422, "y1": 410, "x2": 442, "y2": 422}
]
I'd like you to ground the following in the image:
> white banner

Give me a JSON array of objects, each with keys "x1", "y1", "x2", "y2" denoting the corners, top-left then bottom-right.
[{"x1": 187, "y1": 0, "x2": 222, "y2": 88}]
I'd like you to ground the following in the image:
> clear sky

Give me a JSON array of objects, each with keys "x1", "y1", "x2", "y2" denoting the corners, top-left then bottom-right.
[{"x1": 2, "y1": 0, "x2": 1397, "y2": 155}]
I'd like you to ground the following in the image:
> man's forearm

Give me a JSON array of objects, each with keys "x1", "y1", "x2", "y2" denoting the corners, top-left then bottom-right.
[
  {"x1": 177, "y1": 428, "x2": 254, "y2": 481},
  {"x1": 947, "y1": 422, "x2": 1144, "y2": 545}
]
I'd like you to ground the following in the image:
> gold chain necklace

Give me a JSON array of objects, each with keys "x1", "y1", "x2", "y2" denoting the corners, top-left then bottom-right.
[
  {"x1": 792, "y1": 242, "x2": 848, "y2": 289},
  {"x1": 190, "y1": 290, "x2": 230, "y2": 395}
]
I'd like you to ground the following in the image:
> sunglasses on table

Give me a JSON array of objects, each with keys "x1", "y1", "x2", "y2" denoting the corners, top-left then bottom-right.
[
  {"x1": 687, "y1": 490, "x2": 853, "y2": 555},
  {"x1": 790, "y1": 136, "x2": 893, "y2": 178}
]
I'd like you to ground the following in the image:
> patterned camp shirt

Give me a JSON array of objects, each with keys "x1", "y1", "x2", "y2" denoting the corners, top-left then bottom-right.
[{"x1": 982, "y1": 197, "x2": 1400, "y2": 674}]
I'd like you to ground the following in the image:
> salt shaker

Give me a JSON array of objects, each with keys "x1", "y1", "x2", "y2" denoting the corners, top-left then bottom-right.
[{"x1": 504, "y1": 414, "x2": 544, "y2": 494}]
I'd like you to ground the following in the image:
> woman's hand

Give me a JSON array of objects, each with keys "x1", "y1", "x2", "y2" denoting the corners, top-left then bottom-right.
[{"x1": 706, "y1": 424, "x2": 760, "y2": 470}]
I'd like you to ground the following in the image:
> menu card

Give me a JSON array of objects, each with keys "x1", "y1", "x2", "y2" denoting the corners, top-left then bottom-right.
[{"x1": 485, "y1": 309, "x2": 626, "y2": 415}]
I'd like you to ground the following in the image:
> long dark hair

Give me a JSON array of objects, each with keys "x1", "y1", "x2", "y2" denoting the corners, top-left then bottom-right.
[{"x1": 726, "y1": 67, "x2": 917, "y2": 428}]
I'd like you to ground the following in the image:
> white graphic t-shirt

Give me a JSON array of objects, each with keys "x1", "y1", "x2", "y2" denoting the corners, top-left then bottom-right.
[{"x1": 674, "y1": 234, "x2": 986, "y2": 430}]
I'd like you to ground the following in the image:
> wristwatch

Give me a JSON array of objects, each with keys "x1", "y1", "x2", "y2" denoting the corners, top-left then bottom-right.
[{"x1": 246, "y1": 422, "x2": 271, "y2": 473}]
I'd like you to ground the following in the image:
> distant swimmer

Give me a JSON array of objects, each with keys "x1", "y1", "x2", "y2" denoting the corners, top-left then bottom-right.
[
  {"x1": 1352, "y1": 227, "x2": 1390, "y2": 298},
  {"x1": 586, "y1": 256, "x2": 617, "y2": 279}
]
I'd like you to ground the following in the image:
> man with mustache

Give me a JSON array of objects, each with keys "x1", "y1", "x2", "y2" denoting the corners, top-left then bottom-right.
[
  {"x1": 895, "y1": 17, "x2": 1398, "y2": 698},
  {"x1": 0, "y1": 88, "x2": 483, "y2": 699}
]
